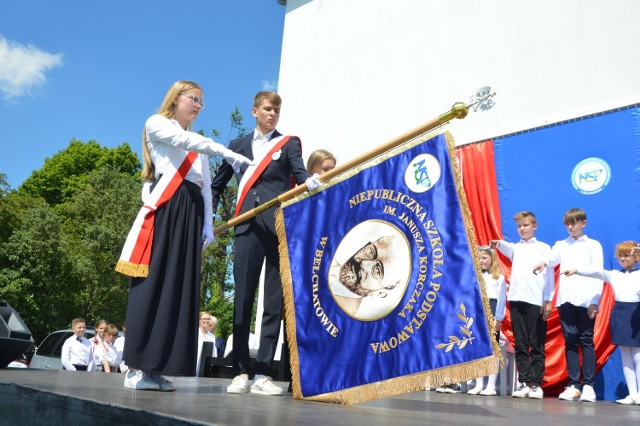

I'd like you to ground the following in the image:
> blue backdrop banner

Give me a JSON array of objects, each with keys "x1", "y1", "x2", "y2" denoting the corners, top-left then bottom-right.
[{"x1": 276, "y1": 131, "x2": 501, "y2": 404}]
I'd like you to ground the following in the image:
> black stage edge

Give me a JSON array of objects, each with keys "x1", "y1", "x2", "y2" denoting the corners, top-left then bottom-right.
[{"x1": 1, "y1": 369, "x2": 640, "y2": 426}]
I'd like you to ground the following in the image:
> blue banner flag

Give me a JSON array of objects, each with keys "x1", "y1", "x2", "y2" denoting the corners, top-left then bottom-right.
[{"x1": 276, "y1": 131, "x2": 501, "y2": 404}]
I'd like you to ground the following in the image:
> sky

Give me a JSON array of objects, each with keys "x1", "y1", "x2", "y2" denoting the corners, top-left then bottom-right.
[{"x1": 0, "y1": 1, "x2": 286, "y2": 189}]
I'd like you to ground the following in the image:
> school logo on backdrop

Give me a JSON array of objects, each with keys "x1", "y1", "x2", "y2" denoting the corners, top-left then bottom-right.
[{"x1": 571, "y1": 157, "x2": 611, "y2": 195}]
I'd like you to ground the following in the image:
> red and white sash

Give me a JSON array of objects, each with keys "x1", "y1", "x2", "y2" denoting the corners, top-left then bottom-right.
[
  {"x1": 115, "y1": 151, "x2": 198, "y2": 277},
  {"x1": 235, "y1": 136, "x2": 295, "y2": 217}
]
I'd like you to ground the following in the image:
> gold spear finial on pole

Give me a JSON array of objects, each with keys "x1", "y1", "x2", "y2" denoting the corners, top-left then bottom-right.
[{"x1": 213, "y1": 87, "x2": 496, "y2": 236}]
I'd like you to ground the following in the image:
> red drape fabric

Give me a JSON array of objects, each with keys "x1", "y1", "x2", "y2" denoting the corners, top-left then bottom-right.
[{"x1": 456, "y1": 140, "x2": 617, "y2": 395}]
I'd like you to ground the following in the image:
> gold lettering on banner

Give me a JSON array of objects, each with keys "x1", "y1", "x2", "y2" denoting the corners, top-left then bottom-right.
[
  {"x1": 368, "y1": 204, "x2": 448, "y2": 354},
  {"x1": 310, "y1": 237, "x2": 339, "y2": 337}
]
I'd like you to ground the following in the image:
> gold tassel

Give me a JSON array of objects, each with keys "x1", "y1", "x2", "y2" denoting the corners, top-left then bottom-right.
[{"x1": 115, "y1": 260, "x2": 149, "y2": 278}]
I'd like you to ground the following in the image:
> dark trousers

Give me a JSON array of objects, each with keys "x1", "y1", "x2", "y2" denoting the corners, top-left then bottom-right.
[
  {"x1": 232, "y1": 216, "x2": 283, "y2": 376},
  {"x1": 510, "y1": 301, "x2": 547, "y2": 387},
  {"x1": 558, "y1": 302, "x2": 596, "y2": 387}
]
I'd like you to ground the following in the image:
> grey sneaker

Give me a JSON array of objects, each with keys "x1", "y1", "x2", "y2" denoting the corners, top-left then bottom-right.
[
  {"x1": 251, "y1": 376, "x2": 283, "y2": 395},
  {"x1": 151, "y1": 374, "x2": 176, "y2": 392},
  {"x1": 124, "y1": 370, "x2": 160, "y2": 391}
]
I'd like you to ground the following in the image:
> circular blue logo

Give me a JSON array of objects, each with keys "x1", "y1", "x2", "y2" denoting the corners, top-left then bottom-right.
[{"x1": 571, "y1": 157, "x2": 611, "y2": 195}]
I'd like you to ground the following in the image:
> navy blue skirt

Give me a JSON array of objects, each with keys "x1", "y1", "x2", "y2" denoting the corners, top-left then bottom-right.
[
  {"x1": 123, "y1": 180, "x2": 204, "y2": 376},
  {"x1": 609, "y1": 301, "x2": 640, "y2": 347}
]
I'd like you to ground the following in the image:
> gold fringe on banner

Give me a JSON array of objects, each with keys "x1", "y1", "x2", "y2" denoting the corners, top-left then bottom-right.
[
  {"x1": 114, "y1": 260, "x2": 149, "y2": 278},
  {"x1": 276, "y1": 130, "x2": 503, "y2": 405}
]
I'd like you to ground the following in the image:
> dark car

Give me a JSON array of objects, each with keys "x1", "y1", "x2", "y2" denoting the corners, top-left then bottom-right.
[{"x1": 29, "y1": 328, "x2": 95, "y2": 370}]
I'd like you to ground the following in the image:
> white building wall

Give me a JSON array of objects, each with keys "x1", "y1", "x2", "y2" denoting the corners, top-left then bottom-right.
[{"x1": 277, "y1": 0, "x2": 640, "y2": 163}]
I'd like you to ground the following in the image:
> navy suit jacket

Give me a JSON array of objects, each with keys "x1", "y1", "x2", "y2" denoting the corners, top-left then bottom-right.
[{"x1": 211, "y1": 130, "x2": 310, "y2": 235}]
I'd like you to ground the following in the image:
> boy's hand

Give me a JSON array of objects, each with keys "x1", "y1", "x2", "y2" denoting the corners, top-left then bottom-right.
[
  {"x1": 494, "y1": 319, "x2": 502, "y2": 333},
  {"x1": 541, "y1": 301, "x2": 552, "y2": 321},
  {"x1": 532, "y1": 262, "x2": 546, "y2": 275},
  {"x1": 305, "y1": 173, "x2": 321, "y2": 190},
  {"x1": 489, "y1": 240, "x2": 500, "y2": 249},
  {"x1": 587, "y1": 304, "x2": 599, "y2": 319},
  {"x1": 561, "y1": 269, "x2": 577, "y2": 276}
]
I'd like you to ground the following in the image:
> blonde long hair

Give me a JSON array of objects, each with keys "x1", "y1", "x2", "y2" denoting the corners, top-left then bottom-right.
[
  {"x1": 141, "y1": 80, "x2": 203, "y2": 181},
  {"x1": 479, "y1": 247, "x2": 501, "y2": 280},
  {"x1": 306, "y1": 149, "x2": 336, "y2": 174}
]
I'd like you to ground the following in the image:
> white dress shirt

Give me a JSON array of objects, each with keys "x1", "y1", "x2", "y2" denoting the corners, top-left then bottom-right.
[
  {"x1": 251, "y1": 128, "x2": 276, "y2": 162},
  {"x1": 577, "y1": 268, "x2": 640, "y2": 303},
  {"x1": 483, "y1": 271, "x2": 507, "y2": 321},
  {"x1": 498, "y1": 238, "x2": 554, "y2": 306},
  {"x1": 545, "y1": 235, "x2": 604, "y2": 308},
  {"x1": 61, "y1": 335, "x2": 95, "y2": 371},
  {"x1": 93, "y1": 340, "x2": 118, "y2": 370},
  {"x1": 113, "y1": 335, "x2": 127, "y2": 371},
  {"x1": 145, "y1": 114, "x2": 217, "y2": 228}
]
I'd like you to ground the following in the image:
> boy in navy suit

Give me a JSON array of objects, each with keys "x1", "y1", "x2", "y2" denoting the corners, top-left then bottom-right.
[{"x1": 211, "y1": 92, "x2": 319, "y2": 395}]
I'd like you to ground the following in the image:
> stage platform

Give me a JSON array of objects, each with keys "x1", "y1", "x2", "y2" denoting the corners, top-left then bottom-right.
[{"x1": 1, "y1": 368, "x2": 640, "y2": 426}]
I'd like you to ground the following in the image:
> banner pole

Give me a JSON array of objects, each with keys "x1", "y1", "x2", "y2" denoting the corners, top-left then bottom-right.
[{"x1": 213, "y1": 101, "x2": 473, "y2": 236}]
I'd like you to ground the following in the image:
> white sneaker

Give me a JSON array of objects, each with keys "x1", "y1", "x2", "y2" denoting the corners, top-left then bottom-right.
[
  {"x1": 124, "y1": 370, "x2": 160, "y2": 391},
  {"x1": 579, "y1": 385, "x2": 596, "y2": 402},
  {"x1": 226, "y1": 374, "x2": 250, "y2": 394},
  {"x1": 558, "y1": 385, "x2": 581, "y2": 401},
  {"x1": 480, "y1": 388, "x2": 497, "y2": 396},
  {"x1": 528, "y1": 386, "x2": 544, "y2": 399},
  {"x1": 512, "y1": 383, "x2": 530, "y2": 398},
  {"x1": 443, "y1": 383, "x2": 461, "y2": 393},
  {"x1": 251, "y1": 376, "x2": 283, "y2": 396},
  {"x1": 616, "y1": 395, "x2": 636, "y2": 405},
  {"x1": 467, "y1": 386, "x2": 483, "y2": 395},
  {"x1": 150, "y1": 374, "x2": 176, "y2": 392}
]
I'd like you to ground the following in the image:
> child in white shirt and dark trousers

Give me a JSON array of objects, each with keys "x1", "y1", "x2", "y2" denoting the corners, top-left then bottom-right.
[
  {"x1": 533, "y1": 208, "x2": 603, "y2": 402},
  {"x1": 491, "y1": 211, "x2": 554, "y2": 399},
  {"x1": 61, "y1": 318, "x2": 95, "y2": 372}
]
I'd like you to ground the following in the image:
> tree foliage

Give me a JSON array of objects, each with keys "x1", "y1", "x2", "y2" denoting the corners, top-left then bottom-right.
[
  {"x1": 0, "y1": 140, "x2": 142, "y2": 339},
  {"x1": 201, "y1": 106, "x2": 250, "y2": 339},
  {"x1": 19, "y1": 139, "x2": 140, "y2": 206}
]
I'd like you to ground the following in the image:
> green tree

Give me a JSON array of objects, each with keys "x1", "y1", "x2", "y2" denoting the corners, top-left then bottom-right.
[
  {"x1": 201, "y1": 106, "x2": 250, "y2": 339},
  {"x1": 0, "y1": 140, "x2": 141, "y2": 339},
  {"x1": 20, "y1": 140, "x2": 140, "y2": 206},
  {"x1": 0, "y1": 202, "x2": 73, "y2": 338},
  {"x1": 57, "y1": 166, "x2": 142, "y2": 327}
]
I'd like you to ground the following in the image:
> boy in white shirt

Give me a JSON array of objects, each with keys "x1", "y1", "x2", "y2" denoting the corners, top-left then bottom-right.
[
  {"x1": 533, "y1": 208, "x2": 603, "y2": 402},
  {"x1": 94, "y1": 324, "x2": 120, "y2": 373},
  {"x1": 491, "y1": 211, "x2": 554, "y2": 399},
  {"x1": 61, "y1": 318, "x2": 95, "y2": 372}
]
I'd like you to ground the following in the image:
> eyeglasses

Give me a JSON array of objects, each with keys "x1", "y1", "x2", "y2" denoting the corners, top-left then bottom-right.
[
  {"x1": 200, "y1": 317, "x2": 211, "y2": 321},
  {"x1": 181, "y1": 93, "x2": 205, "y2": 108}
]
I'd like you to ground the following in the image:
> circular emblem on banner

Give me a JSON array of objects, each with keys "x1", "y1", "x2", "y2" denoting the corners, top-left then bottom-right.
[
  {"x1": 328, "y1": 220, "x2": 411, "y2": 321},
  {"x1": 404, "y1": 154, "x2": 441, "y2": 193},
  {"x1": 571, "y1": 157, "x2": 611, "y2": 195}
]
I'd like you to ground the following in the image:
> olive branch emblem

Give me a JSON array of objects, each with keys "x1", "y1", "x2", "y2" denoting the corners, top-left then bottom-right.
[{"x1": 436, "y1": 303, "x2": 474, "y2": 352}]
